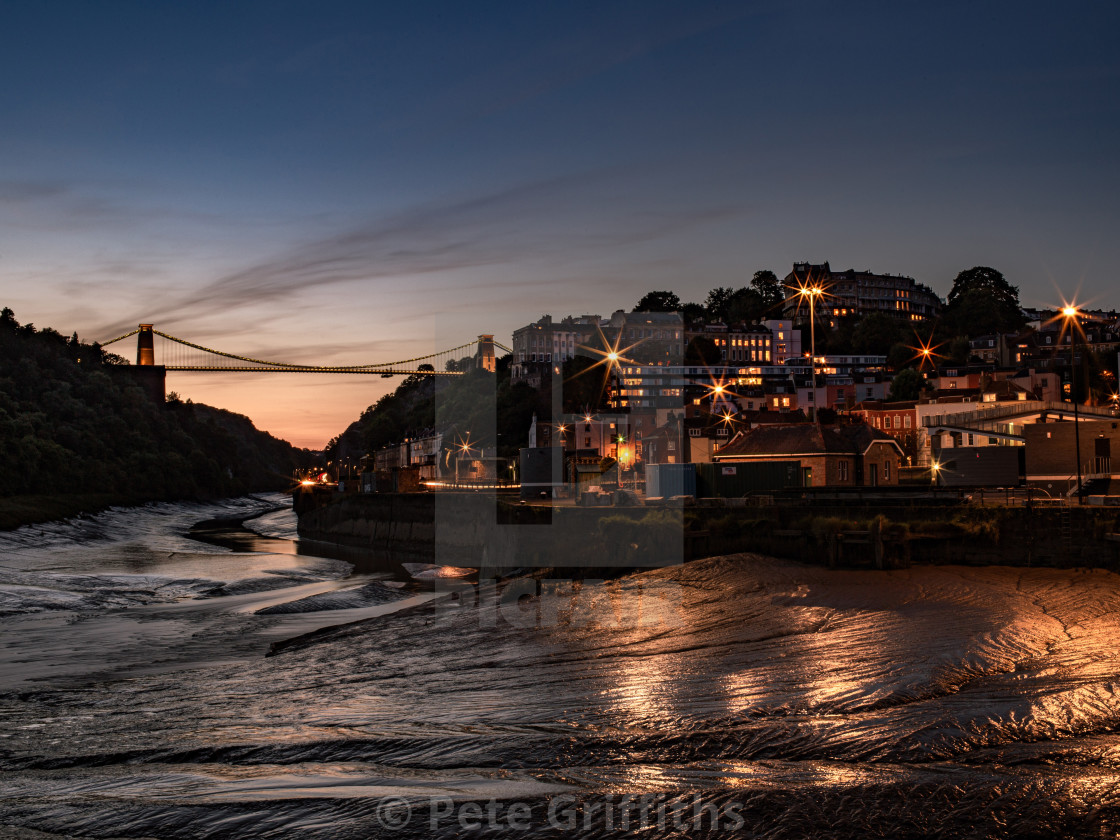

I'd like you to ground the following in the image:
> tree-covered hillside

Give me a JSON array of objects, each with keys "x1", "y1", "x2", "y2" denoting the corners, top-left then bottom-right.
[
  {"x1": 326, "y1": 357, "x2": 553, "y2": 465},
  {"x1": 0, "y1": 308, "x2": 313, "y2": 507}
]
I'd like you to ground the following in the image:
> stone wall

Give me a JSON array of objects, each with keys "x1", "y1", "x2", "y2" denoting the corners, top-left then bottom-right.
[
  {"x1": 294, "y1": 489, "x2": 1120, "y2": 573},
  {"x1": 295, "y1": 491, "x2": 687, "y2": 574}
]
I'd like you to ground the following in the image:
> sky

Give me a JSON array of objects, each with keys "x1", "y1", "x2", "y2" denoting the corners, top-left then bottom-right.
[{"x1": 1, "y1": 0, "x2": 1118, "y2": 448}]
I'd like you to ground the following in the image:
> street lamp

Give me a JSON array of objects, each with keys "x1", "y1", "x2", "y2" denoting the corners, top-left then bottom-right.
[
  {"x1": 910, "y1": 334, "x2": 942, "y2": 372},
  {"x1": 795, "y1": 284, "x2": 825, "y2": 419},
  {"x1": 1061, "y1": 305, "x2": 1084, "y2": 505}
]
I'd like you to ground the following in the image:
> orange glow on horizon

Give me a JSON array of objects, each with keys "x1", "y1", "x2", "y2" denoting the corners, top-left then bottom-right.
[{"x1": 164, "y1": 373, "x2": 399, "y2": 450}]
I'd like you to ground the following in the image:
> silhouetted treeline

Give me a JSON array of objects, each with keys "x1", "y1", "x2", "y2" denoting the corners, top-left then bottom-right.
[
  {"x1": 326, "y1": 356, "x2": 549, "y2": 464},
  {"x1": 0, "y1": 308, "x2": 314, "y2": 499}
]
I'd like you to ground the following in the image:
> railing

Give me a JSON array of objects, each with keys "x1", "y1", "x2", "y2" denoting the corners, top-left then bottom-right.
[
  {"x1": 923, "y1": 400, "x2": 1118, "y2": 429},
  {"x1": 1084, "y1": 457, "x2": 1113, "y2": 480},
  {"x1": 922, "y1": 401, "x2": 1045, "y2": 428},
  {"x1": 965, "y1": 487, "x2": 1068, "y2": 507},
  {"x1": 422, "y1": 479, "x2": 520, "y2": 490},
  {"x1": 1065, "y1": 459, "x2": 1113, "y2": 499}
]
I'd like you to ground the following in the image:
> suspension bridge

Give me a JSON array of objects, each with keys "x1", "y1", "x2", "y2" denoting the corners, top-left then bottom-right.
[{"x1": 100, "y1": 325, "x2": 511, "y2": 377}]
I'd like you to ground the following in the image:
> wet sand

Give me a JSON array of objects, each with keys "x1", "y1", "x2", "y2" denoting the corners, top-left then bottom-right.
[{"x1": 4, "y1": 499, "x2": 1120, "y2": 837}]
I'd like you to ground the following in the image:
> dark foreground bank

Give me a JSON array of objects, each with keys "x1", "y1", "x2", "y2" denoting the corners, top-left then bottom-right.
[{"x1": 5, "y1": 551, "x2": 1120, "y2": 838}]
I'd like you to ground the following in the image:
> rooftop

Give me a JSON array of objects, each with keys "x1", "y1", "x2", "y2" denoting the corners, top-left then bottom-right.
[{"x1": 715, "y1": 422, "x2": 903, "y2": 458}]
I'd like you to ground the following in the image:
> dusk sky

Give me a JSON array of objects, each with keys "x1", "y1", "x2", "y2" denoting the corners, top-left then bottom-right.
[{"x1": 2, "y1": 1, "x2": 1118, "y2": 448}]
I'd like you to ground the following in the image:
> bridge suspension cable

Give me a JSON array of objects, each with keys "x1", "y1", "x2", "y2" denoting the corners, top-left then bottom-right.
[
  {"x1": 99, "y1": 328, "x2": 140, "y2": 347},
  {"x1": 100, "y1": 328, "x2": 496, "y2": 376}
]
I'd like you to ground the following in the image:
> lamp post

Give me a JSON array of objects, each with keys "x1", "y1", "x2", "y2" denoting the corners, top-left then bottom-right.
[
  {"x1": 1062, "y1": 305, "x2": 1084, "y2": 505},
  {"x1": 711, "y1": 382, "x2": 725, "y2": 411},
  {"x1": 797, "y1": 285, "x2": 824, "y2": 419}
]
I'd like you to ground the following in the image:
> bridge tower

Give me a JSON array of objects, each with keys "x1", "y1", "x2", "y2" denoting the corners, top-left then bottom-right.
[
  {"x1": 476, "y1": 334, "x2": 496, "y2": 372},
  {"x1": 127, "y1": 324, "x2": 165, "y2": 402},
  {"x1": 137, "y1": 324, "x2": 155, "y2": 365}
]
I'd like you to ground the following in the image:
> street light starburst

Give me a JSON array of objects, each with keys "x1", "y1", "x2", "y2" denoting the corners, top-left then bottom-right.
[
  {"x1": 1043, "y1": 296, "x2": 1088, "y2": 346},
  {"x1": 703, "y1": 375, "x2": 741, "y2": 406},
  {"x1": 786, "y1": 277, "x2": 833, "y2": 317},
  {"x1": 908, "y1": 331, "x2": 944, "y2": 370}
]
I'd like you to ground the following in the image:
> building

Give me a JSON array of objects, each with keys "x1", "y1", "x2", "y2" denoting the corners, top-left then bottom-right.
[
  {"x1": 512, "y1": 310, "x2": 686, "y2": 385},
  {"x1": 782, "y1": 261, "x2": 943, "y2": 323},
  {"x1": 1023, "y1": 418, "x2": 1120, "y2": 492},
  {"x1": 762, "y1": 320, "x2": 802, "y2": 364},
  {"x1": 968, "y1": 334, "x2": 1019, "y2": 367},
  {"x1": 557, "y1": 412, "x2": 638, "y2": 460},
  {"x1": 852, "y1": 400, "x2": 921, "y2": 461},
  {"x1": 687, "y1": 323, "x2": 777, "y2": 365},
  {"x1": 857, "y1": 385, "x2": 1036, "y2": 467},
  {"x1": 370, "y1": 430, "x2": 445, "y2": 484},
  {"x1": 601, "y1": 310, "x2": 685, "y2": 365},
  {"x1": 1012, "y1": 318, "x2": 1120, "y2": 374},
  {"x1": 511, "y1": 314, "x2": 600, "y2": 385},
  {"x1": 713, "y1": 422, "x2": 904, "y2": 487},
  {"x1": 685, "y1": 319, "x2": 803, "y2": 366},
  {"x1": 611, "y1": 355, "x2": 887, "y2": 414}
]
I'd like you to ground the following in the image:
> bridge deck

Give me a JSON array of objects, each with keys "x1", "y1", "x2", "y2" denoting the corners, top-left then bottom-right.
[{"x1": 165, "y1": 366, "x2": 463, "y2": 375}]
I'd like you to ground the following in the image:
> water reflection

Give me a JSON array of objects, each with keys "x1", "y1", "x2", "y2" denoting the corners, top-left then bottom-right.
[{"x1": 5, "y1": 507, "x2": 1120, "y2": 839}]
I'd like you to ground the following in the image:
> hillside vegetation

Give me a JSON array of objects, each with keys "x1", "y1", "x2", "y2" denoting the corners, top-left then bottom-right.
[
  {"x1": 326, "y1": 358, "x2": 552, "y2": 464},
  {"x1": 0, "y1": 308, "x2": 313, "y2": 526}
]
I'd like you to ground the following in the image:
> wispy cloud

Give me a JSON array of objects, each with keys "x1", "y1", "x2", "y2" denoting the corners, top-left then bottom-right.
[{"x1": 102, "y1": 171, "x2": 747, "y2": 334}]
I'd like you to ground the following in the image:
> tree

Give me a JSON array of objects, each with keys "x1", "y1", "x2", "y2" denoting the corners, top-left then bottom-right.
[
  {"x1": 401, "y1": 363, "x2": 437, "y2": 388},
  {"x1": 634, "y1": 290, "x2": 681, "y2": 312},
  {"x1": 750, "y1": 270, "x2": 784, "y2": 309},
  {"x1": 852, "y1": 313, "x2": 906, "y2": 355},
  {"x1": 947, "y1": 335, "x2": 971, "y2": 364},
  {"x1": 684, "y1": 335, "x2": 721, "y2": 366},
  {"x1": 680, "y1": 302, "x2": 706, "y2": 325},
  {"x1": 703, "y1": 286, "x2": 765, "y2": 324},
  {"x1": 562, "y1": 355, "x2": 612, "y2": 414},
  {"x1": 724, "y1": 288, "x2": 766, "y2": 324},
  {"x1": 888, "y1": 367, "x2": 926, "y2": 402},
  {"x1": 943, "y1": 266, "x2": 1025, "y2": 337},
  {"x1": 887, "y1": 342, "x2": 914, "y2": 372},
  {"x1": 826, "y1": 316, "x2": 857, "y2": 355},
  {"x1": 704, "y1": 287, "x2": 735, "y2": 321}
]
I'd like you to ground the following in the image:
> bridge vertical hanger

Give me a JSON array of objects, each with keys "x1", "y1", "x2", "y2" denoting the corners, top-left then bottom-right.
[{"x1": 137, "y1": 325, "x2": 155, "y2": 366}]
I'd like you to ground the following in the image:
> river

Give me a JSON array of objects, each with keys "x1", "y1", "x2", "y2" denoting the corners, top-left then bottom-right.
[{"x1": 2, "y1": 496, "x2": 1120, "y2": 838}]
